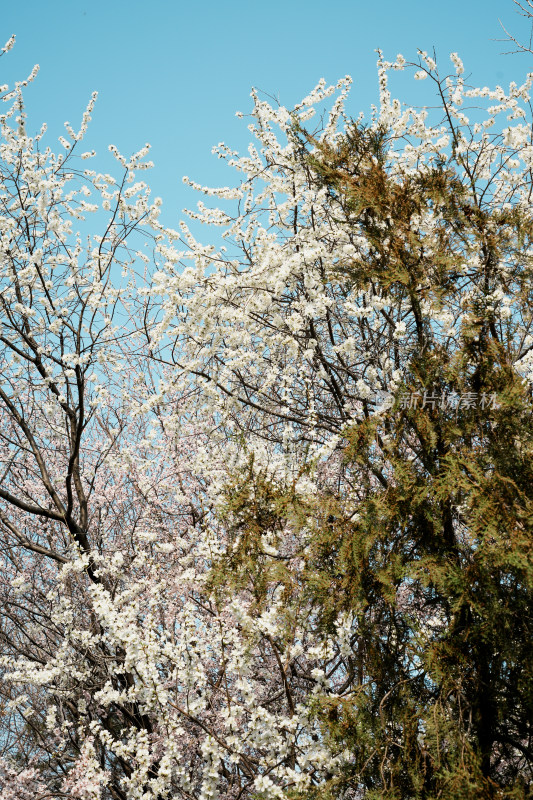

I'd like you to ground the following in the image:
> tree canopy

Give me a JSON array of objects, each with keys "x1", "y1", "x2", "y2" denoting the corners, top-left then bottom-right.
[{"x1": 0, "y1": 34, "x2": 532, "y2": 800}]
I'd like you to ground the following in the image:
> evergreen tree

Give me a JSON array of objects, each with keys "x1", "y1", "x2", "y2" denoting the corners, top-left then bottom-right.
[{"x1": 213, "y1": 70, "x2": 533, "y2": 799}]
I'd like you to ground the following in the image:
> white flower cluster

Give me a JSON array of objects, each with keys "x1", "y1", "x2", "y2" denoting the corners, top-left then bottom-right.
[{"x1": 148, "y1": 50, "x2": 533, "y2": 472}]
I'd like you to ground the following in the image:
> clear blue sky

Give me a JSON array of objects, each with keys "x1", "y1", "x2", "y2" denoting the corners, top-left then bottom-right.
[{"x1": 1, "y1": 0, "x2": 532, "y2": 229}]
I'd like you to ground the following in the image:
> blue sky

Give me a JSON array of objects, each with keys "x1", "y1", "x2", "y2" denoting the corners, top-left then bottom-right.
[{"x1": 1, "y1": 0, "x2": 532, "y2": 229}]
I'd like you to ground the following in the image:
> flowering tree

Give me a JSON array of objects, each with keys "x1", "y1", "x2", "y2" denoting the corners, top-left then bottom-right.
[
  {"x1": 149, "y1": 54, "x2": 533, "y2": 464},
  {"x1": 149, "y1": 47, "x2": 533, "y2": 799},
  {"x1": 0, "y1": 38, "x2": 353, "y2": 800},
  {"x1": 1, "y1": 25, "x2": 533, "y2": 800}
]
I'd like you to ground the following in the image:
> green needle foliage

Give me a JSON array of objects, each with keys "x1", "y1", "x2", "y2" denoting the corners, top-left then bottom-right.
[{"x1": 216, "y1": 123, "x2": 533, "y2": 799}]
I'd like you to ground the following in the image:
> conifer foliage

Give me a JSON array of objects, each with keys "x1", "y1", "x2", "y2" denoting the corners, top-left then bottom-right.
[{"x1": 0, "y1": 29, "x2": 532, "y2": 800}]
